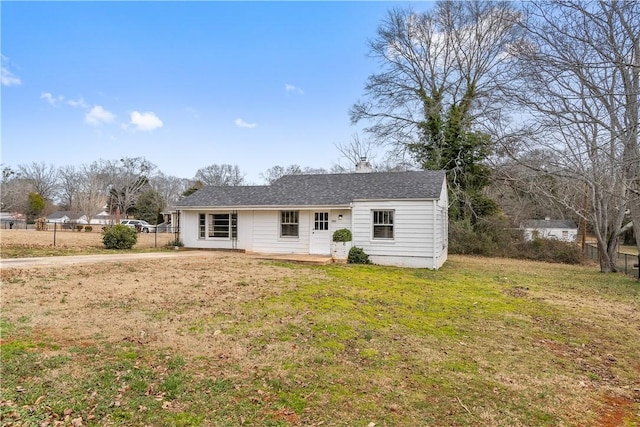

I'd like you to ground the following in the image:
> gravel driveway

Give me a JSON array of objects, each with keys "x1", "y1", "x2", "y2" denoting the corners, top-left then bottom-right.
[{"x1": 0, "y1": 251, "x2": 212, "y2": 269}]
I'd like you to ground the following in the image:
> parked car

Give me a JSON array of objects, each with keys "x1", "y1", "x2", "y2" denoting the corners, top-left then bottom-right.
[{"x1": 120, "y1": 219, "x2": 156, "y2": 233}]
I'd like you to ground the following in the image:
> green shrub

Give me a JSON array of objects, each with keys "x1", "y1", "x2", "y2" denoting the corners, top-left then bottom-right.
[
  {"x1": 102, "y1": 224, "x2": 138, "y2": 249},
  {"x1": 348, "y1": 246, "x2": 371, "y2": 264},
  {"x1": 84, "y1": 225, "x2": 93, "y2": 232},
  {"x1": 515, "y1": 238, "x2": 582, "y2": 264},
  {"x1": 449, "y1": 216, "x2": 522, "y2": 257},
  {"x1": 449, "y1": 215, "x2": 582, "y2": 265},
  {"x1": 166, "y1": 238, "x2": 184, "y2": 247},
  {"x1": 332, "y1": 228, "x2": 352, "y2": 242},
  {"x1": 76, "y1": 225, "x2": 84, "y2": 232}
]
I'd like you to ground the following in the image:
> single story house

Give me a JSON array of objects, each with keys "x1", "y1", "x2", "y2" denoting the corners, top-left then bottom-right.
[
  {"x1": 521, "y1": 218, "x2": 578, "y2": 242},
  {"x1": 174, "y1": 170, "x2": 448, "y2": 269},
  {"x1": 46, "y1": 211, "x2": 81, "y2": 224},
  {"x1": 46, "y1": 210, "x2": 113, "y2": 226},
  {"x1": 0, "y1": 212, "x2": 22, "y2": 227}
]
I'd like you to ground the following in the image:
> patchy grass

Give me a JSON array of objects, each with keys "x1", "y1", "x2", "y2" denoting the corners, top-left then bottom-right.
[
  {"x1": 0, "y1": 244, "x2": 174, "y2": 258},
  {"x1": 1, "y1": 254, "x2": 639, "y2": 426},
  {"x1": 0, "y1": 229, "x2": 175, "y2": 258}
]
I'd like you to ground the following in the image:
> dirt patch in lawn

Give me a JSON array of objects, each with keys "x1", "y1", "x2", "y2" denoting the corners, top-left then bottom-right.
[
  {"x1": 1, "y1": 252, "x2": 325, "y2": 359},
  {"x1": 596, "y1": 394, "x2": 638, "y2": 427}
]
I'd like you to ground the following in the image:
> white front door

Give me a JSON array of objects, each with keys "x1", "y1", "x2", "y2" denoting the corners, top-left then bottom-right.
[{"x1": 309, "y1": 211, "x2": 330, "y2": 255}]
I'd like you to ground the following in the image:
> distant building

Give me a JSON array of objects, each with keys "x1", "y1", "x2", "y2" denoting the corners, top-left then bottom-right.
[
  {"x1": 46, "y1": 210, "x2": 114, "y2": 226},
  {"x1": 521, "y1": 218, "x2": 578, "y2": 242},
  {"x1": 0, "y1": 212, "x2": 21, "y2": 226}
]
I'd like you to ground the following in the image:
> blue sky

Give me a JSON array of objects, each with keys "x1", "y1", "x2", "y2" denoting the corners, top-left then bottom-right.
[{"x1": 1, "y1": 1, "x2": 425, "y2": 184}]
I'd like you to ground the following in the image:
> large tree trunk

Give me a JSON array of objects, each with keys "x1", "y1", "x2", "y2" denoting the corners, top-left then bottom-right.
[{"x1": 596, "y1": 234, "x2": 620, "y2": 273}]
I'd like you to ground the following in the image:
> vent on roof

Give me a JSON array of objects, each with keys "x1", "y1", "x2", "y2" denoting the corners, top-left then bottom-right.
[{"x1": 355, "y1": 156, "x2": 373, "y2": 173}]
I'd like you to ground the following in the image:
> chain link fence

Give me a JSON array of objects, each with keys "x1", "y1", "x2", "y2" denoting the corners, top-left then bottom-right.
[
  {"x1": 1, "y1": 221, "x2": 180, "y2": 249},
  {"x1": 585, "y1": 243, "x2": 640, "y2": 279}
]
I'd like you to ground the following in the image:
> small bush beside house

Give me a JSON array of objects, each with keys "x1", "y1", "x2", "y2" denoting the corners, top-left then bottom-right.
[
  {"x1": 102, "y1": 224, "x2": 138, "y2": 249},
  {"x1": 348, "y1": 246, "x2": 371, "y2": 264},
  {"x1": 331, "y1": 229, "x2": 353, "y2": 261},
  {"x1": 332, "y1": 229, "x2": 352, "y2": 242},
  {"x1": 165, "y1": 237, "x2": 184, "y2": 248}
]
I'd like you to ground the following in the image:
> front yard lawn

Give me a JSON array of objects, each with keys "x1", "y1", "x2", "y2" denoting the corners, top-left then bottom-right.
[{"x1": 1, "y1": 254, "x2": 638, "y2": 426}]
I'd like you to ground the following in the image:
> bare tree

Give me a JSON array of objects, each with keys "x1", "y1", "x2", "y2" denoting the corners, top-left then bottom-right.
[
  {"x1": 301, "y1": 166, "x2": 328, "y2": 175},
  {"x1": 1, "y1": 165, "x2": 32, "y2": 213},
  {"x1": 260, "y1": 165, "x2": 302, "y2": 184},
  {"x1": 260, "y1": 165, "x2": 329, "y2": 184},
  {"x1": 335, "y1": 133, "x2": 378, "y2": 168},
  {"x1": 57, "y1": 165, "x2": 82, "y2": 210},
  {"x1": 334, "y1": 133, "x2": 415, "y2": 172},
  {"x1": 350, "y1": 2, "x2": 522, "y2": 220},
  {"x1": 491, "y1": 149, "x2": 589, "y2": 225},
  {"x1": 106, "y1": 157, "x2": 156, "y2": 217},
  {"x1": 505, "y1": 0, "x2": 639, "y2": 272},
  {"x1": 147, "y1": 172, "x2": 190, "y2": 211},
  {"x1": 194, "y1": 164, "x2": 246, "y2": 186},
  {"x1": 75, "y1": 161, "x2": 110, "y2": 225},
  {"x1": 18, "y1": 162, "x2": 59, "y2": 201}
]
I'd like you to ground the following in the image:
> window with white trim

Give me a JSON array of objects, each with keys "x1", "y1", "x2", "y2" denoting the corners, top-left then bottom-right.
[
  {"x1": 198, "y1": 213, "x2": 206, "y2": 239},
  {"x1": 372, "y1": 210, "x2": 394, "y2": 239},
  {"x1": 208, "y1": 214, "x2": 230, "y2": 238},
  {"x1": 280, "y1": 211, "x2": 299, "y2": 237},
  {"x1": 314, "y1": 212, "x2": 329, "y2": 230}
]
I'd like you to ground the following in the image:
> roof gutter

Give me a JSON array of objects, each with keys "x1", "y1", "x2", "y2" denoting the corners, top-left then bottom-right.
[{"x1": 173, "y1": 204, "x2": 351, "y2": 211}]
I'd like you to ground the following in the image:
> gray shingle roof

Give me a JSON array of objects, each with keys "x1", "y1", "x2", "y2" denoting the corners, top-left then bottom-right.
[
  {"x1": 47, "y1": 210, "x2": 81, "y2": 220},
  {"x1": 522, "y1": 219, "x2": 577, "y2": 229},
  {"x1": 175, "y1": 171, "x2": 446, "y2": 208}
]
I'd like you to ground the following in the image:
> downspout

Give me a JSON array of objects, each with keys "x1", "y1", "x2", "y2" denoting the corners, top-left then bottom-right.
[
  {"x1": 175, "y1": 210, "x2": 181, "y2": 245},
  {"x1": 349, "y1": 202, "x2": 354, "y2": 247}
]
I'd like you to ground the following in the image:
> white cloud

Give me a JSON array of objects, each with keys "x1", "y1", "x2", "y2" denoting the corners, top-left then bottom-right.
[
  {"x1": 234, "y1": 118, "x2": 257, "y2": 128},
  {"x1": 85, "y1": 105, "x2": 115, "y2": 125},
  {"x1": 67, "y1": 97, "x2": 89, "y2": 108},
  {"x1": 41, "y1": 92, "x2": 64, "y2": 106},
  {"x1": 1, "y1": 56, "x2": 21, "y2": 86},
  {"x1": 285, "y1": 83, "x2": 304, "y2": 95},
  {"x1": 1, "y1": 67, "x2": 21, "y2": 86},
  {"x1": 130, "y1": 111, "x2": 163, "y2": 131}
]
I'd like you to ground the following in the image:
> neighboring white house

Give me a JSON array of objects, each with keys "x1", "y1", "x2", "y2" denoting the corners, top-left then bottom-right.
[
  {"x1": 46, "y1": 210, "x2": 114, "y2": 226},
  {"x1": 0, "y1": 212, "x2": 21, "y2": 226},
  {"x1": 521, "y1": 218, "x2": 578, "y2": 242},
  {"x1": 174, "y1": 170, "x2": 449, "y2": 269},
  {"x1": 46, "y1": 211, "x2": 81, "y2": 224}
]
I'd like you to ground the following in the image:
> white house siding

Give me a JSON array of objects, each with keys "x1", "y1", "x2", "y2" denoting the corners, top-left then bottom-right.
[
  {"x1": 179, "y1": 203, "x2": 448, "y2": 269},
  {"x1": 252, "y1": 210, "x2": 311, "y2": 254},
  {"x1": 351, "y1": 200, "x2": 439, "y2": 269},
  {"x1": 523, "y1": 228, "x2": 577, "y2": 242},
  {"x1": 180, "y1": 210, "x2": 250, "y2": 250},
  {"x1": 238, "y1": 211, "x2": 253, "y2": 250},
  {"x1": 432, "y1": 202, "x2": 448, "y2": 269},
  {"x1": 329, "y1": 210, "x2": 351, "y2": 235},
  {"x1": 181, "y1": 208, "x2": 352, "y2": 254},
  {"x1": 433, "y1": 180, "x2": 449, "y2": 269}
]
